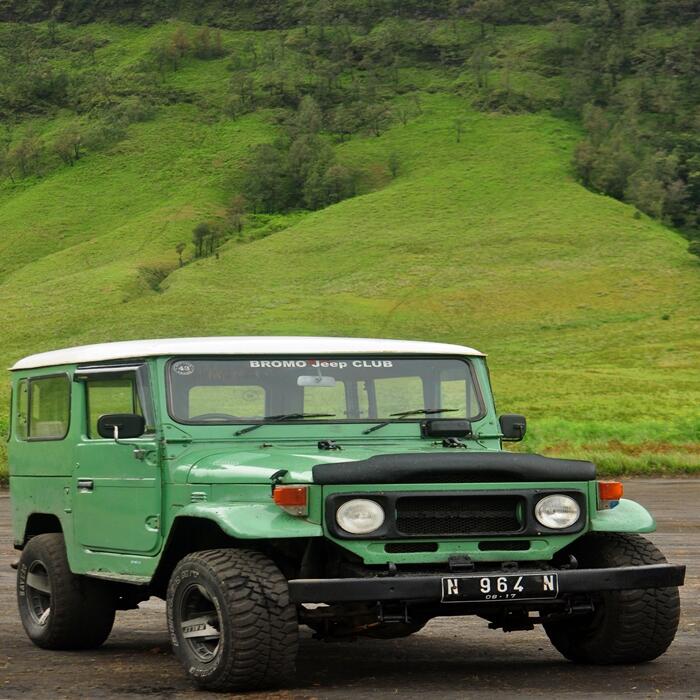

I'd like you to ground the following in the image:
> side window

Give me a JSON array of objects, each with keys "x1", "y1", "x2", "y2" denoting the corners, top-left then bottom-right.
[
  {"x1": 86, "y1": 377, "x2": 143, "y2": 438},
  {"x1": 28, "y1": 375, "x2": 70, "y2": 440},
  {"x1": 16, "y1": 379, "x2": 29, "y2": 440}
]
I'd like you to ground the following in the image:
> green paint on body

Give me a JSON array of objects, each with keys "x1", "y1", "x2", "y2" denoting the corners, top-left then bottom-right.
[{"x1": 8, "y1": 349, "x2": 656, "y2": 584}]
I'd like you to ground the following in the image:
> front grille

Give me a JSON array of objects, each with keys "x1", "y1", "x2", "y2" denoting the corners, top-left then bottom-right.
[{"x1": 395, "y1": 495, "x2": 522, "y2": 536}]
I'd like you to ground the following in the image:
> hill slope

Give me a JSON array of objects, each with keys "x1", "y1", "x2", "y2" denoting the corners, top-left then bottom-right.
[{"x1": 1, "y1": 21, "x2": 699, "y2": 476}]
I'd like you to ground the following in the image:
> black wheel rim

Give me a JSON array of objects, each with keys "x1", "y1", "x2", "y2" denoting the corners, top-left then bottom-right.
[
  {"x1": 179, "y1": 583, "x2": 222, "y2": 663},
  {"x1": 25, "y1": 560, "x2": 52, "y2": 627}
]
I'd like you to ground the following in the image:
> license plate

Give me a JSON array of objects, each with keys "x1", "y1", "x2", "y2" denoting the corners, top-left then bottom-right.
[{"x1": 441, "y1": 573, "x2": 559, "y2": 602}]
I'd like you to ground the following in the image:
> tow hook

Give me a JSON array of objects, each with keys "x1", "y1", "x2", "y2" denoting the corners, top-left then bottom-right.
[{"x1": 448, "y1": 555, "x2": 475, "y2": 572}]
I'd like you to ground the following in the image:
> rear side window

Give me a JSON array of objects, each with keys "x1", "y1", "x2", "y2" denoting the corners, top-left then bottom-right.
[
  {"x1": 86, "y1": 377, "x2": 143, "y2": 438},
  {"x1": 15, "y1": 379, "x2": 29, "y2": 439},
  {"x1": 22, "y1": 375, "x2": 71, "y2": 441}
]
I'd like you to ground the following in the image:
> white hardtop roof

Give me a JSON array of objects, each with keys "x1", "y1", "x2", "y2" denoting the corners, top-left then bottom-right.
[{"x1": 11, "y1": 336, "x2": 485, "y2": 370}]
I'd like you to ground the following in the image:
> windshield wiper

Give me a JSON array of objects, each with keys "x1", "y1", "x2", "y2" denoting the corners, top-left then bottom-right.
[
  {"x1": 389, "y1": 408, "x2": 459, "y2": 418},
  {"x1": 363, "y1": 408, "x2": 458, "y2": 434},
  {"x1": 234, "y1": 413, "x2": 336, "y2": 436}
]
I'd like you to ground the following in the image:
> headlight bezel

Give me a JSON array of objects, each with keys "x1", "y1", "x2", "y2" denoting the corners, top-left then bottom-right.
[
  {"x1": 534, "y1": 493, "x2": 582, "y2": 530},
  {"x1": 336, "y1": 498, "x2": 386, "y2": 535}
]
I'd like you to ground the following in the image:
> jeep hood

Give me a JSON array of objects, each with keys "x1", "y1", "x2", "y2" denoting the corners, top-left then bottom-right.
[
  {"x1": 185, "y1": 444, "x2": 418, "y2": 484},
  {"x1": 183, "y1": 445, "x2": 595, "y2": 484}
]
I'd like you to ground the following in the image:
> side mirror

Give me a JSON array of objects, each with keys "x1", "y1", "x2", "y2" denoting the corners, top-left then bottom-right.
[
  {"x1": 97, "y1": 413, "x2": 145, "y2": 439},
  {"x1": 499, "y1": 414, "x2": 526, "y2": 442}
]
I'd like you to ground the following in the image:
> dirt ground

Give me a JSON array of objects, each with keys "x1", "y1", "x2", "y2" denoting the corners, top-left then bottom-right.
[{"x1": 1, "y1": 480, "x2": 698, "y2": 699}]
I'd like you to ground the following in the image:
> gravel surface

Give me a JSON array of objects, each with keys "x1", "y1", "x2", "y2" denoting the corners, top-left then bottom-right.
[{"x1": 1, "y1": 480, "x2": 698, "y2": 699}]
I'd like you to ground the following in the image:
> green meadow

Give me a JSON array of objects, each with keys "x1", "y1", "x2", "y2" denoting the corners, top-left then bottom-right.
[{"x1": 1, "y1": 21, "x2": 699, "y2": 479}]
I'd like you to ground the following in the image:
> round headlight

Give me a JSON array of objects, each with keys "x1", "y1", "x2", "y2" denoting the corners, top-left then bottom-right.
[
  {"x1": 534, "y1": 494, "x2": 580, "y2": 529},
  {"x1": 336, "y1": 499, "x2": 385, "y2": 535}
]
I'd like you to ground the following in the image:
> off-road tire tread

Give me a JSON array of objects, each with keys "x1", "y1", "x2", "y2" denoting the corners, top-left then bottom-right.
[
  {"x1": 17, "y1": 533, "x2": 115, "y2": 650},
  {"x1": 544, "y1": 533, "x2": 680, "y2": 664},
  {"x1": 169, "y1": 548, "x2": 297, "y2": 691}
]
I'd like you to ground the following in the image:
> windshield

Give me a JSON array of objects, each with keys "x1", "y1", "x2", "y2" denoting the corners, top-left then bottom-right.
[{"x1": 166, "y1": 357, "x2": 483, "y2": 425}]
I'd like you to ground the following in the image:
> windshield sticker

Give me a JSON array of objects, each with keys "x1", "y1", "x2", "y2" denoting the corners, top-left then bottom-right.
[
  {"x1": 249, "y1": 359, "x2": 394, "y2": 369},
  {"x1": 172, "y1": 361, "x2": 195, "y2": 376}
]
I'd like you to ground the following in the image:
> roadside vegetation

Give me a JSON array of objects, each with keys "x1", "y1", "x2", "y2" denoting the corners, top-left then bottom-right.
[{"x1": 0, "y1": 1, "x2": 699, "y2": 480}]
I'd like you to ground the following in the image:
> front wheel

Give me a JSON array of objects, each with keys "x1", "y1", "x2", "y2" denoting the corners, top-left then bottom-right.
[
  {"x1": 167, "y1": 549, "x2": 298, "y2": 692},
  {"x1": 544, "y1": 533, "x2": 680, "y2": 664}
]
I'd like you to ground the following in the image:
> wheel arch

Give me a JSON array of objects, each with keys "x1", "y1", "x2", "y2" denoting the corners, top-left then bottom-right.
[
  {"x1": 20, "y1": 512, "x2": 64, "y2": 548},
  {"x1": 589, "y1": 498, "x2": 656, "y2": 533},
  {"x1": 150, "y1": 515, "x2": 313, "y2": 598}
]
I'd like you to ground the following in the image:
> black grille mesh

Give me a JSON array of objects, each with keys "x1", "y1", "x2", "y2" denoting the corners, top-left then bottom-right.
[{"x1": 395, "y1": 495, "x2": 522, "y2": 536}]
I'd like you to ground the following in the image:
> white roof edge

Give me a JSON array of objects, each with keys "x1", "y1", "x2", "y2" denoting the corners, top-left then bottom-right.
[{"x1": 11, "y1": 336, "x2": 485, "y2": 371}]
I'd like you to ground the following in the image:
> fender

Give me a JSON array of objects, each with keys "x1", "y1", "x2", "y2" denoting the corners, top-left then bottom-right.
[
  {"x1": 589, "y1": 498, "x2": 656, "y2": 533},
  {"x1": 175, "y1": 501, "x2": 323, "y2": 539}
]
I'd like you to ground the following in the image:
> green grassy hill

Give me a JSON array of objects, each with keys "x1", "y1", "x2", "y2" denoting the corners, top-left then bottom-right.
[{"x1": 1, "y1": 20, "x2": 699, "y2": 477}]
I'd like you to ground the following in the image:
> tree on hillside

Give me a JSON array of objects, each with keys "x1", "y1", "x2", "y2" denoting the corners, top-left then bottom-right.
[
  {"x1": 227, "y1": 194, "x2": 246, "y2": 233},
  {"x1": 192, "y1": 222, "x2": 211, "y2": 257},
  {"x1": 175, "y1": 242, "x2": 186, "y2": 267},
  {"x1": 9, "y1": 131, "x2": 43, "y2": 178},
  {"x1": 329, "y1": 104, "x2": 361, "y2": 141},
  {"x1": 364, "y1": 103, "x2": 392, "y2": 137},
  {"x1": 193, "y1": 27, "x2": 227, "y2": 59},
  {"x1": 0, "y1": 127, "x2": 14, "y2": 183},
  {"x1": 468, "y1": 0, "x2": 507, "y2": 38},
  {"x1": 388, "y1": 152, "x2": 400, "y2": 178},
  {"x1": 469, "y1": 46, "x2": 491, "y2": 89},
  {"x1": 242, "y1": 143, "x2": 295, "y2": 212},
  {"x1": 53, "y1": 125, "x2": 82, "y2": 166},
  {"x1": 292, "y1": 95, "x2": 323, "y2": 135},
  {"x1": 170, "y1": 27, "x2": 190, "y2": 69}
]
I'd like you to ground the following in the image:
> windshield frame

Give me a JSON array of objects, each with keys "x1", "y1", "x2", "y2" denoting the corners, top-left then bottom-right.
[{"x1": 164, "y1": 355, "x2": 486, "y2": 427}]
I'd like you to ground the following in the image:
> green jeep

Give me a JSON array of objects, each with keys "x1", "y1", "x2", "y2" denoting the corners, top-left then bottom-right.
[{"x1": 9, "y1": 337, "x2": 685, "y2": 691}]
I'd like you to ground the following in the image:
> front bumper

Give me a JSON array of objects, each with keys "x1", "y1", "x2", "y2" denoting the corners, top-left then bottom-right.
[{"x1": 288, "y1": 563, "x2": 685, "y2": 603}]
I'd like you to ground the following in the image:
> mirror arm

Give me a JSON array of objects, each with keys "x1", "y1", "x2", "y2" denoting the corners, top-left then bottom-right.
[{"x1": 111, "y1": 425, "x2": 147, "y2": 459}]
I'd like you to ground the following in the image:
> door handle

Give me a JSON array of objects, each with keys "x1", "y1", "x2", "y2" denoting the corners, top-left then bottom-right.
[{"x1": 77, "y1": 479, "x2": 94, "y2": 492}]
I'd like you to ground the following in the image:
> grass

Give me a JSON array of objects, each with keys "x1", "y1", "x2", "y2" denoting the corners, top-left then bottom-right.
[{"x1": 0, "y1": 22, "x2": 699, "y2": 480}]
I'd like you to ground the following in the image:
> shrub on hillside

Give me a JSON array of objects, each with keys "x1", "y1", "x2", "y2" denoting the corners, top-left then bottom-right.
[
  {"x1": 53, "y1": 125, "x2": 83, "y2": 166},
  {"x1": 193, "y1": 27, "x2": 226, "y2": 59}
]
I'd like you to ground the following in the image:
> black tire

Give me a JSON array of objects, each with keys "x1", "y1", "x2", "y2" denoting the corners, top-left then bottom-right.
[
  {"x1": 16, "y1": 533, "x2": 115, "y2": 650},
  {"x1": 544, "y1": 533, "x2": 680, "y2": 664},
  {"x1": 167, "y1": 548, "x2": 298, "y2": 692}
]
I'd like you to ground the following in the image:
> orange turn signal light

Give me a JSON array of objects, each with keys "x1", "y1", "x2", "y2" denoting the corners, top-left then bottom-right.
[
  {"x1": 598, "y1": 481, "x2": 623, "y2": 502},
  {"x1": 273, "y1": 486, "x2": 308, "y2": 516}
]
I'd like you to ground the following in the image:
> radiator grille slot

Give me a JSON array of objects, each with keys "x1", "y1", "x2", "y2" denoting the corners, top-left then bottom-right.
[
  {"x1": 385, "y1": 542, "x2": 439, "y2": 553},
  {"x1": 395, "y1": 495, "x2": 522, "y2": 536},
  {"x1": 478, "y1": 540, "x2": 530, "y2": 551}
]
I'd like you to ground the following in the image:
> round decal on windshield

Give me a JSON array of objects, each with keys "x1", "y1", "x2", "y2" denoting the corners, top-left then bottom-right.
[{"x1": 173, "y1": 361, "x2": 195, "y2": 376}]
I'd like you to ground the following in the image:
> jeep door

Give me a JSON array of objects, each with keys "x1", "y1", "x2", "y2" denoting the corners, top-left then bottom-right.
[{"x1": 72, "y1": 365, "x2": 162, "y2": 554}]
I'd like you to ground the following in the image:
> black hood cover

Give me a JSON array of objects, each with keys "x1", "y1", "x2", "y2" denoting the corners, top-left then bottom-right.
[{"x1": 312, "y1": 451, "x2": 596, "y2": 484}]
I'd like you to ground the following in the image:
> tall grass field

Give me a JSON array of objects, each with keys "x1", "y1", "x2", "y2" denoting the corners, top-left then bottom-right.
[{"x1": 0, "y1": 20, "x2": 698, "y2": 479}]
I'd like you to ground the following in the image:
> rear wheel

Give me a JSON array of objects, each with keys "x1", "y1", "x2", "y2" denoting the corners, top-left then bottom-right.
[
  {"x1": 17, "y1": 533, "x2": 115, "y2": 649},
  {"x1": 544, "y1": 533, "x2": 680, "y2": 664},
  {"x1": 167, "y1": 549, "x2": 298, "y2": 691}
]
